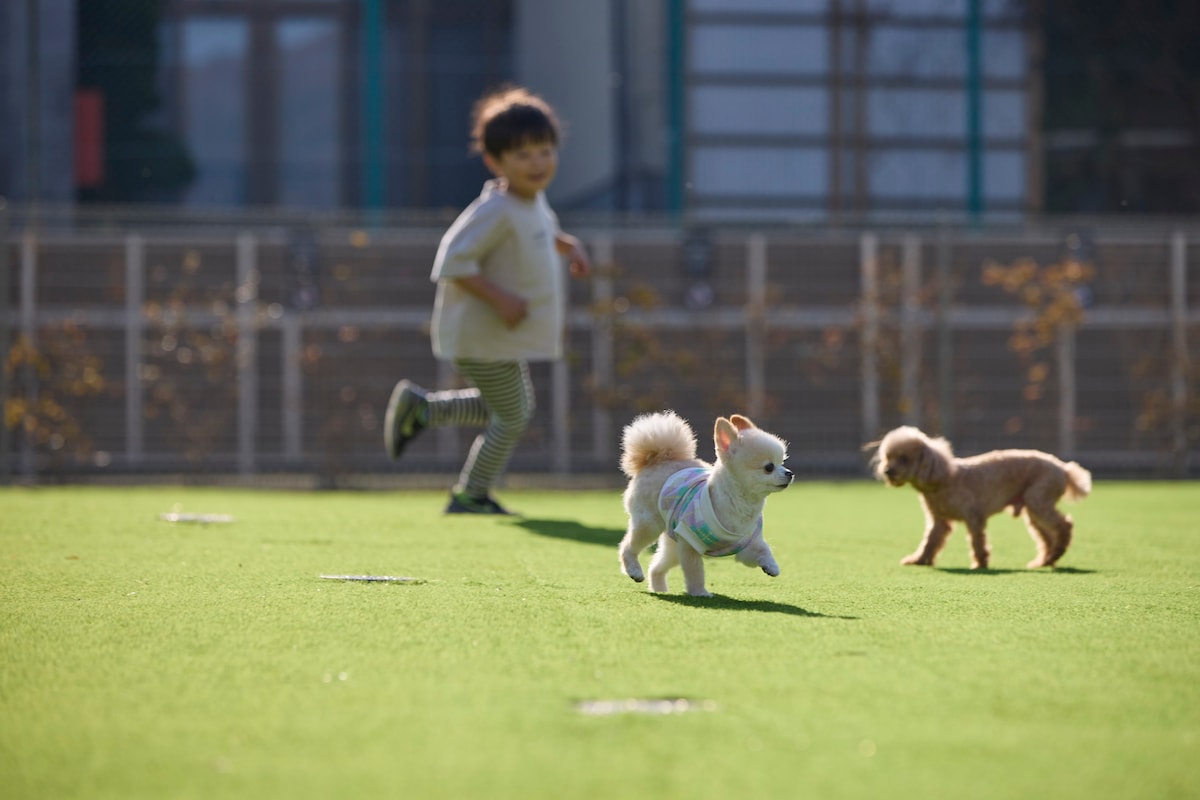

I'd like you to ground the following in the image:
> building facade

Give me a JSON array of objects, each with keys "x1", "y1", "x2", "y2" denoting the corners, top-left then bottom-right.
[{"x1": 4, "y1": 0, "x2": 1040, "y2": 221}]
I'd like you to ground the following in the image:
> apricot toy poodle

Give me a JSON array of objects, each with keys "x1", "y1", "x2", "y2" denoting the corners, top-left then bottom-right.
[{"x1": 870, "y1": 426, "x2": 1091, "y2": 569}]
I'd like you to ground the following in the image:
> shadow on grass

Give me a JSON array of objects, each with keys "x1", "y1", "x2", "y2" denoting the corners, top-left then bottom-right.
[
  {"x1": 936, "y1": 566, "x2": 1097, "y2": 576},
  {"x1": 508, "y1": 518, "x2": 624, "y2": 548},
  {"x1": 651, "y1": 593, "x2": 857, "y2": 619}
]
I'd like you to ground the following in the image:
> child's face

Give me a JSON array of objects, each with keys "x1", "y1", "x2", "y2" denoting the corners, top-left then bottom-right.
[{"x1": 484, "y1": 139, "x2": 558, "y2": 201}]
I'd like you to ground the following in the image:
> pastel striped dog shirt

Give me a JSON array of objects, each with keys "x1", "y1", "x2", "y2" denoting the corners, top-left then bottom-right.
[{"x1": 657, "y1": 467, "x2": 763, "y2": 557}]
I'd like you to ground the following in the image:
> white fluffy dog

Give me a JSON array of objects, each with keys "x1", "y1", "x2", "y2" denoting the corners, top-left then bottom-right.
[{"x1": 618, "y1": 411, "x2": 793, "y2": 597}]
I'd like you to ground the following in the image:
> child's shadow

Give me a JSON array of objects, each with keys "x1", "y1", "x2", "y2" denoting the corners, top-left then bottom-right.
[
  {"x1": 652, "y1": 593, "x2": 857, "y2": 619},
  {"x1": 509, "y1": 517, "x2": 623, "y2": 548}
]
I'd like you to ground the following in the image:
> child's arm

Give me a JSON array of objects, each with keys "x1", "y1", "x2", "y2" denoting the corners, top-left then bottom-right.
[
  {"x1": 556, "y1": 233, "x2": 592, "y2": 278},
  {"x1": 452, "y1": 274, "x2": 528, "y2": 329}
]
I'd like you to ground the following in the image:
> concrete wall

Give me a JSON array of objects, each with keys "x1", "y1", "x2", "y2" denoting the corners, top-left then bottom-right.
[
  {"x1": 626, "y1": 0, "x2": 667, "y2": 180},
  {"x1": 514, "y1": 0, "x2": 617, "y2": 208}
]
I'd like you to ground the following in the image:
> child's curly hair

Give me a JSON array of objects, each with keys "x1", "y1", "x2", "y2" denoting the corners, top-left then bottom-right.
[{"x1": 470, "y1": 86, "x2": 561, "y2": 158}]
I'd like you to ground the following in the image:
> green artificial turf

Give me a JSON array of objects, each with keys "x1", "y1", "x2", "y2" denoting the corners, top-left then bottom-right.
[{"x1": 1, "y1": 482, "x2": 1198, "y2": 799}]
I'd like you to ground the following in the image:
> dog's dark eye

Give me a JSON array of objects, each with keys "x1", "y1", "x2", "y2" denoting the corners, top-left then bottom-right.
[
  {"x1": 763, "y1": 463, "x2": 775, "y2": 474},
  {"x1": 894, "y1": 455, "x2": 909, "y2": 465}
]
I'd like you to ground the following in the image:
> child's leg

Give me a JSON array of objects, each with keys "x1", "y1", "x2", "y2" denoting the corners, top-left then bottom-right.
[
  {"x1": 423, "y1": 386, "x2": 490, "y2": 428},
  {"x1": 452, "y1": 360, "x2": 534, "y2": 497},
  {"x1": 384, "y1": 376, "x2": 490, "y2": 461}
]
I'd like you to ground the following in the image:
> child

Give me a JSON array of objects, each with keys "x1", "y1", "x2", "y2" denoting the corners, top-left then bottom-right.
[{"x1": 384, "y1": 86, "x2": 591, "y2": 514}]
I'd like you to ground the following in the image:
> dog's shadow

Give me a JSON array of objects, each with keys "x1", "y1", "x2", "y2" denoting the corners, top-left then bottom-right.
[
  {"x1": 651, "y1": 594, "x2": 857, "y2": 619},
  {"x1": 937, "y1": 566, "x2": 1096, "y2": 576},
  {"x1": 509, "y1": 520, "x2": 851, "y2": 618},
  {"x1": 508, "y1": 517, "x2": 624, "y2": 548}
]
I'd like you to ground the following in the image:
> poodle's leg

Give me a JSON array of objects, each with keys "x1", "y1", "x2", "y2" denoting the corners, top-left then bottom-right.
[
  {"x1": 1027, "y1": 506, "x2": 1073, "y2": 567},
  {"x1": 1024, "y1": 478, "x2": 1074, "y2": 567},
  {"x1": 736, "y1": 539, "x2": 780, "y2": 577},
  {"x1": 647, "y1": 534, "x2": 680, "y2": 593},
  {"x1": 902, "y1": 517, "x2": 952, "y2": 566},
  {"x1": 618, "y1": 516, "x2": 662, "y2": 583},
  {"x1": 1020, "y1": 509, "x2": 1055, "y2": 568},
  {"x1": 964, "y1": 516, "x2": 992, "y2": 570},
  {"x1": 675, "y1": 541, "x2": 711, "y2": 597},
  {"x1": 1051, "y1": 513, "x2": 1074, "y2": 562}
]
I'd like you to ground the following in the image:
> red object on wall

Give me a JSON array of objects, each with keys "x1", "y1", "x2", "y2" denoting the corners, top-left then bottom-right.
[{"x1": 75, "y1": 89, "x2": 105, "y2": 188}]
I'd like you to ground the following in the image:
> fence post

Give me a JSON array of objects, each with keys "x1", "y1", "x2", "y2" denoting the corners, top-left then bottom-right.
[
  {"x1": 590, "y1": 235, "x2": 614, "y2": 466},
  {"x1": 935, "y1": 224, "x2": 953, "y2": 437},
  {"x1": 236, "y1": 233, "x2": 258, "y2": 475},
  {"x1": 20, "y1": 230, "x2": 36, "y2": 478},
  {"x1": 901, "y1": 233, "x2": 922, "y2": 426},
  {"x1": 0, "y1": 200, "x2": 9, "y2": 482},
  {"x1": 746, "y1": 233, "x2": 768, "y2": 421},
  {"x1": 124, "y1": 235, "x2": 144, "y2": 465},
  {"x1": 860, "y1": 232, "x2": 880, "y2": 440},
  {"x1": 552, "y1": 358, "x2": 570, "y2": 474},
  {"x1": 282, "y1": 312, "x2": 302, "y2": 461},
  {"x1": 1056, "y1": 323, "x2": 1076, "y2": 458},
  {"x1": 1170, "y1": 230, "x2": 1190, "y2": 474}
]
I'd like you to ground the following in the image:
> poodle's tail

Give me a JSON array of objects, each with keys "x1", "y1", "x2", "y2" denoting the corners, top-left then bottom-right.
[
  {"x1": 1063, "y1": 461, "x2": 1092, "y2": 501},
  {"x1": 620, "y1": 411, "x2": 697, "y2": 477}
]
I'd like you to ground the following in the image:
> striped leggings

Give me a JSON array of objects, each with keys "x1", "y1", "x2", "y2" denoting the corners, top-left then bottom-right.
[{"x1": 425, "y1": 359, "x2": 535, "y2": 497}]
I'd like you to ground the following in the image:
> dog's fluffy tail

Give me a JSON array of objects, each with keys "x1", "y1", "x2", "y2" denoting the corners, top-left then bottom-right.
[
  {"x1": 620, "y1": 411, "x2": 697, "y2": 477},
  {"x1": 1064, "y1": 461, "x2": 1092, "y2": 501}
]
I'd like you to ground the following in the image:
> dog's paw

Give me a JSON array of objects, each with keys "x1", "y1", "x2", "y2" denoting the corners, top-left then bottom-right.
[
  {"x1": 761, "y1": 563, "x2": 779, "y2": 577},
  {"x1": 900, "y1": 554, "x2": 931, "y2": 566},
  {"x1": 620, "y1": 554, "x2": 645, "y2": 582},
  {"x1": 687, "y1": 589, "x2": 713, "y2": 598}
]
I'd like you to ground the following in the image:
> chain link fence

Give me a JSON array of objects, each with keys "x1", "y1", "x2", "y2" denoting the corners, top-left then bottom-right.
[{"x1": 2, "y1": 204, "x2": 1197, "y2": 485}]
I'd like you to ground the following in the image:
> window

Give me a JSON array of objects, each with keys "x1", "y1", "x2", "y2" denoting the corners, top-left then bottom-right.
[
  {"x1": 279, "y1": 19, "x2": 341, "y2": 208},
  {"x1": 180, "y1": 18, "x2": 248, "y2": 206},
  {"x1": 169, "y1": 0, "x2": 349, "y2": 208}
]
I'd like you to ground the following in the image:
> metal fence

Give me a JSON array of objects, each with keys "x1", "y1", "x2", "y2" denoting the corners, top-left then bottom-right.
[{"x1": 2, "y1": 205, "x2": 1197, "y2": 484}]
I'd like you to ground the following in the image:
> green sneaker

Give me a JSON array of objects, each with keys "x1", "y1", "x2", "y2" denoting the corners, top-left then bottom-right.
[
  {"x1": 445, "y1": 491, "x2": 515, "y2": 515},
  {"x1": 384, "y1": 380, "x2": 428, "y2": 460}
]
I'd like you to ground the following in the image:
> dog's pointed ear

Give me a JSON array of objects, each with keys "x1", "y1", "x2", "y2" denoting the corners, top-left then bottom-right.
[
  {"x1": 729, "y1": 414, "x2": 756, "y2": 432},
  {"x1": 714, "y1": 416, "x2": 739, "y2": 457}
]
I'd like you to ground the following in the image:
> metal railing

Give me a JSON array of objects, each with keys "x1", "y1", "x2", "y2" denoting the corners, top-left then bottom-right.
[{"x1": 2, "y1": 205, "x2": 1197, "y2": 482}]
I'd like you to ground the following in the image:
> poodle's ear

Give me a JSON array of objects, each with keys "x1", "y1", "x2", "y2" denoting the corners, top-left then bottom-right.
[
  {"x1": 916, "y1": 436, "x2": 953, "y2": 485},
  {"x1": 714, "y1": 416, "x2": 739, "y2": 458},
  {"x1": 863, "y1": 438, "x2": 882, "y2": 470},
  {"x1": 729, "y1": 414, "x2": 756, "y2": 432}
]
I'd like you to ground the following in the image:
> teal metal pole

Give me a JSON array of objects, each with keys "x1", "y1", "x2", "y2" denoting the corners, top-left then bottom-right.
[
  {"x1": 666, "y1": 0, "x2": 685, "y2": 217},
  {"x1": 966, "y1": 0, "x2": 983, "y2": 222},
  {"x1": 361, "y1": 0, "x2": 384, "y2": 210}
]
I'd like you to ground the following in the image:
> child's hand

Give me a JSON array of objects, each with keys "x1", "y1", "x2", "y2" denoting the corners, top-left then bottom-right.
[
  {"x1": 556, "y1": 234, "x2": 592, "y2": 279},
  {"x1": 452, "y1": 275, "x2": 528, "y2": 328},
  {"x1": 493, "y1": 292, "x2": 529, "y2": 329}
]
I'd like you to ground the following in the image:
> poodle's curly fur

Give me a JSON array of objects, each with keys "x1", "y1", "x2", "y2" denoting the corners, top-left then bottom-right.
[{"x1": 869, "y1": 426, "x2": 1092, "y2": 569}]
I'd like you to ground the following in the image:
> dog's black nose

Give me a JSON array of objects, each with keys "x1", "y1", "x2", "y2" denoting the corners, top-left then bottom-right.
[
  {"x1": 783, "y1": 468, "x2": 794, "y2": 479},
  {"x1": 884, "y1": 467, "x2": 896, "y2": 478}
]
